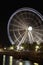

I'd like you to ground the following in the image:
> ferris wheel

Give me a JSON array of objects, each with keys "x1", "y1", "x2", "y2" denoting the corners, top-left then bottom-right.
[{"x1": 7, "y1": 7, "x2": 43, "y2": 46}]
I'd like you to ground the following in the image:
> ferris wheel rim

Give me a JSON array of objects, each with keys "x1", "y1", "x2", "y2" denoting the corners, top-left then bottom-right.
[{"x1": 7, "y1": 7, "x2": 43, "y2": 45}]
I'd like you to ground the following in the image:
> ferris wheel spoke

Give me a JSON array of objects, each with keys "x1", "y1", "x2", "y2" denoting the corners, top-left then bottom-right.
[
  {"x1": 14, "y1": 31, "x2": 25, "y2": 43},
  {"x1": 34, "y1": 36, "x2": 38, "y2": 42},
  {"x1": 28, "y1": 31, "x2": 34, "y2": 43},
  {"x1": 33, "y1": 30, "x2": 43, "y2": 37},
  {"x1": 34, "y1": 33, "x2": 43, "y2": 42},
  {"x1": 13, "y1": 19, "x2": 24, "y2": 27},
  {"x1": 18, "y1": 31, "x2": 22, "y2": 37},
  {"x1": 10, "y1": 24, "x2": 26, "y2": 29},
  {"x1": 13, "y1": 19, "x2": 27, "y2": 29},
  {"x1": 28, "y1": 32, "x2": 32, "y2": 43},
  {"x1": 18, "y1": 31, "x2": 27, "y2": 46},
  {"x1": 19, "y1": 12, "x2": 27, "y2": 21},
  {"x1": 29, "y1": 32, "x2": 34, "y2": 42},
  {"x1": 13, "y1": 33, "x2": 20, "y2": 42},
  {"x1": 32, "y1": 30, "x2": 43, "y2": 42},
  {"x1": 15, "y1": 15, "x2": 27, "y2": 27},
  {"x1": 34, "y1": 24, "x2": 43, "y2": 29},
  {"x1": 20, "y1": 12, "x2": 31, "y2": 27},
  {"x1": 10, "y1": 28, "x2": 26, "y2": 32},
  {"x1": 33, "y1": 28, "x2": 43, "y2": 32},
  {"x1": 32, "y1": 31, "x2": 38, "y2": 42},
  {"x1": 34, "y1": 35, "x2": 40, "y2": 43}
]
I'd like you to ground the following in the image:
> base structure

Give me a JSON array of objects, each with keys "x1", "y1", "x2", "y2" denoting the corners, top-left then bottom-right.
[{"x1": 0, "y1": 49, "x2": 43, "y2": 63}]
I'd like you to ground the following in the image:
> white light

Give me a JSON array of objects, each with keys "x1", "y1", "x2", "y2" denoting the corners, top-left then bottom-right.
[
  {"x1": 20, "y1": 46, "x2": 24, "y2": 50},
  {"x1": 3, "y1": 55, "x2": 6, "y2": 65},
  {"x1": 17, "y1": 46, "x2": 20, "y2": 50},
  {"x1": 28, "y1": 26, "x2": 32, "y2": 31},
  {"x1": 19, "y1": 62, "x2": 23, "y2": 65},
  {"x1": 35, "y1": 45, "x2": 39, "y2": 52},
  {"x1": 9, "y1": 56, "x2": 13, "y2": 65},
  {"x1": 25, "y1": 61, "x2": 31, "y2": 65},
  {"x1": 34, "y1": 63, "x2": 39, "y2": 65},
  {"x1": 17, "y1": 46, "x2": 24, "y2": 51},
  {"x1": 4, "y1": 47, "x2": 6, "y2": 50},
  {"x1": 9, "y1": 46, "x2": 14, "y2": 50},
  {"x1": 35, "y1": 46, "x2": 39, "y2": 49}
]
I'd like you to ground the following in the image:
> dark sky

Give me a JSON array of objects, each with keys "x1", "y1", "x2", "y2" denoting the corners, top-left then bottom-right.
[{"x1": 0, "y1": 0, "x2": 43, "y2": 47}]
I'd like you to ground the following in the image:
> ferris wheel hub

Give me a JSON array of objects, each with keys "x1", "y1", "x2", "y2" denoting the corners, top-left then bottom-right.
[{"x1": 28, "y1": 26, "x2": 32, "y2": 31}]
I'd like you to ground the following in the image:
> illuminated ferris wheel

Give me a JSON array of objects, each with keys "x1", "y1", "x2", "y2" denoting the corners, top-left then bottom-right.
[{"x1": 7, "y1": 7, "x2": 43, "y2": 46}]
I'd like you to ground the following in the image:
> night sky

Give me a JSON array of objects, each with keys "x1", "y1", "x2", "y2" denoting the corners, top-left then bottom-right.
[{"x1": 0, "y1": 0, "x2": 43, "y2": 47}]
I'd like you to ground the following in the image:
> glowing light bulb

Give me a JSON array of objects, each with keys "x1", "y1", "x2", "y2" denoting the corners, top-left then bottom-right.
[
  {"x1": 28, "y1": 26, "x2": 32, "y2": 31},
  {"x1": 35, "y1": 46, "x2": 39, "y2": 49},
  {"x1": 35, "y1": 45, "x2": 39, "y2": 52},
  {"x1": 19, "y1": 62, "x2": 23, "y2": 65},
  {"x1": 34, "y1": 63, "x2": 39, "y2": 65},
  {"x1": 10, "y1": 46, "x2": 14, "y2": 50}
]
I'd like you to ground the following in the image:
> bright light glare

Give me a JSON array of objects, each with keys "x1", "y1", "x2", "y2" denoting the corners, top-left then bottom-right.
[
  {"x1": 4, "y1": 47, "x2": 6, "y2": 50},
  {"x1": 35, "y1": 46, "x2": 39, "y2": 49},
  {"x1": 25, "y1": 61, "x2": 31, "y2": 65},
  {"x1": 17, "y1": 46, "x2": 20, "y2": 50},
  {"x1": 17, "y1": 46, "x2": 24, "y2": 51},
  {"x1": 3, "y1": 55, "x2": 6, "y2": 65},
  {"x1": 28, "y1": 26, "x2": 32, "y2": 31},
  {"x1": 19, "y1": 62, "x2": 23, "y2": 65},
  {"x1": 10, "y1": 46, "x2": 14, "y2": 50},
  {"x1": 9, "y1": 56, "x2": 13, "y2": 65},
  {"x1": 35, "y1": 46, "x2": 39, "y2": 52},
  {"x1": 20, "y1": 46, "x2": 24, "y2": 50},
  {"x1": 34, "y1": 63, "x2": 39, "y2": 65}
]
